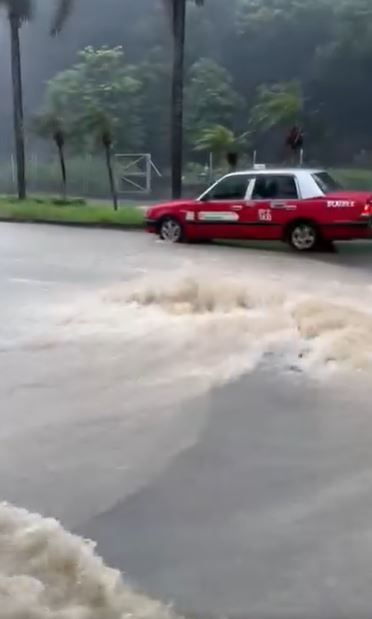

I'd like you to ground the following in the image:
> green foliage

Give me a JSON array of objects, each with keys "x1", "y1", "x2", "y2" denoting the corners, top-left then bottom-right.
[
  {"x1": 135, "y1": 48, "x2": 170, "y2": 162},
  {"x1": 5, "y1": 0, "x2": 372, "y2": 168},
  {"x1": 332, "y1": 168, "x2": 372, "y2": 191},
  {"x1": 195, "y1": 125, "x2": 236, "y2": 151},
  {"x1": 194, "y1": 125, "x2": 247, "y2": 163},
  {"x1": 185, "y1": 58, "x2": 242, "y2": 145},
  {"x1": 40, "y1": 46, "x2": 143, "y2": 153},
  {"x1": 250, "y1": 82, "x2": 304, "y2": 132},
  {"x1": 0, "y1": 156, "x2": 123, "y2": 198},
  {"x1": 32, "y1": 111, "x2": 64, "y2": 139},
  {"x1": 236, "y1": 0, "x2": 332, "y2": 34}
]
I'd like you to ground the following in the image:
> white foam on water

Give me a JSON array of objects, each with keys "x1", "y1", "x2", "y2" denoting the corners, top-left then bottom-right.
[
  {"x1": 15, "y1": 267, "x2": 372, "y2": 389},
  {"x1": 72, "y1": 270, "x2": 372, "y2": 379},
  {"x1": 0, "y1": 502, "x2": 178, "y2": 619}
]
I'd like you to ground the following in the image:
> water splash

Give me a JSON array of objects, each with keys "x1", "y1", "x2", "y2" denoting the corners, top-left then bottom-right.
[
  {"x1": 0, "y1": 502, "x2": 179, "y2": 619},
  {"x1": 8, "y1": 269, "x2": 372, "y2": 386},
  {"x1": 105, "y1": 271, "x2": 372, "y2": 375}
]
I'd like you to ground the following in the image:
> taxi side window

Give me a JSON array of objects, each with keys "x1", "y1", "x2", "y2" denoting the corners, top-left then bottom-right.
[
  {"x1": 252, "y1": 176, "x2": 298, "y2": 200},
  {"x1": 207, "y1": 175, "x2": 251, "y2": 201}
]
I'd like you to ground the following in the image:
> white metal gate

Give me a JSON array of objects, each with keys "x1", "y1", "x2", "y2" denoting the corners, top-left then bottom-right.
[{"x1": 115, "y1": 153, "x2": 161, "y2": 194}]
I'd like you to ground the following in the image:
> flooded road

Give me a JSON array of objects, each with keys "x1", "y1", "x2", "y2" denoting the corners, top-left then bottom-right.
[{"x1": 1, "y1": 223, "x2": 372, "y2": 617}]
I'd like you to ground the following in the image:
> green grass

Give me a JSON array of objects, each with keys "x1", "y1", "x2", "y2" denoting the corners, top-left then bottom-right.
[
  {"x1": 0, "y1": 197, "x2": 145, "y2": 228},
  {"x1": 332, "y1": 168, "x2": 372, "y2": 190}
]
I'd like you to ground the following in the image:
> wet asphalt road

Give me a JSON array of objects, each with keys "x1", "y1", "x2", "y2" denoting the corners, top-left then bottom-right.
[
  {"x1": 82, "y1": 371, "x2": 372, "y2": 618},
  {"x1": 1, "y1": 222, "x2": 372, "y2": 618}
]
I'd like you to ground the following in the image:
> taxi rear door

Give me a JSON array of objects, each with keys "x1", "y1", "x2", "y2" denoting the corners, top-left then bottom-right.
[{"x1": 245, "y1": 174, "x2": 300, "y2": 239}]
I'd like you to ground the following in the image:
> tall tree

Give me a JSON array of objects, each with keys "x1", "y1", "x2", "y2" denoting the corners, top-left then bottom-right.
[
  {"x1": 83, "y1": 108, "x2": 118, "y2": 211},
  {"x1": 0, "y1": 0, "x2": 74, "y2": 199},
  {"x1": 163, "y1": 0, "x2": 205, "y2": 199},
  {"x1": 40, "y1": 46, "x2": 143, "y2": 154},
  {"x1": 185, "y1": 58, "x2": 242, "y2": 146},
  {"x1": 0, "y1": 0, "x2": 32, "y2": 199}
]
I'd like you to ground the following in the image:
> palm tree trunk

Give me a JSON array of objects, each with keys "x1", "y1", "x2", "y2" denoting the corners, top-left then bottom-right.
[
  {"x1": 57, "y1": 143, "x2": 67, "y2": 202},
  {"x1": 105, "y1": 144, "x2": 118, "y2": 211},
  {"x1": 9, "y1": 14, "x2": 26, "y2": 200},
  {"x1": 171, "y1": 0, "x2": 186, "y2": 199}
]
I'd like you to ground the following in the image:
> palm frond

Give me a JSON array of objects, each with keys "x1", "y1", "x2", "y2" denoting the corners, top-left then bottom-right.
[
  {"x1": 0, "y1": 0, "x2": 33, "y2": 22},
  {"x1": 162, "y1": 0, "x2": 204, "y2": 26},
  {"x1": 195, "y1": 125, "x2": 236, "y2": 153},
  {"x1": 51, "y1": 0, "x2": 74, "y2": 36}
]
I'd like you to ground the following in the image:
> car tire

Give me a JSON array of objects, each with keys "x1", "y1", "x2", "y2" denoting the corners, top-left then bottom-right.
[
  {"x1": 159, "y1": 217, "x2": 184, "y2": 243},
  {"x1": 288, "y1": 221, "x2": 319, "y2": 252}
]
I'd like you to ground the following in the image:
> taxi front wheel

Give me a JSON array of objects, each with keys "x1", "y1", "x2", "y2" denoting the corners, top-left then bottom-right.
[
  {"x1": 159, "y1": 217, "x2": 184, "y2": 243},
  {"x1": 288, "y1": 221, "x2": 319, "y2": 252}
]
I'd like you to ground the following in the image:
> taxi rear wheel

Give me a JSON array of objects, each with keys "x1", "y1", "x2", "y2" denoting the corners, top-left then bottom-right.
[
  {"x1": 288, "y1": 221, "x2": 320, "y2": 252},
  {"x1": 159, "y1": 217, "x2": 184, "y2": 243}
]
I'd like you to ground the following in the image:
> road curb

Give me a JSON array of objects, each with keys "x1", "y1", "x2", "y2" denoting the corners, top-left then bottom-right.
[{"x1": 0, "y1": 217, "x2": 145, "y2": 231}]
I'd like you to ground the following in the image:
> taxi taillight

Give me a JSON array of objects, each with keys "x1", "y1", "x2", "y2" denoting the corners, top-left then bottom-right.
[{"x1": 361, "y1": 200, "x2": 372, "y2": 217}]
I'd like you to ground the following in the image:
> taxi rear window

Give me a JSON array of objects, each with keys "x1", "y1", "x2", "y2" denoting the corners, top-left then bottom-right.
[{"x1": 312, "y1": 172, "x2": 343, "y2": 194}]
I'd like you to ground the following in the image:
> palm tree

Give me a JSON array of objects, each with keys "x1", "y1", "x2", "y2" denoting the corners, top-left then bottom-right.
[
  {"x1": 102, "y1": 127, "x2": 118, "y2": 212},
  {"x1": 163, "y1": 0, "x2": 205, "y2": 199},
  {"x1": 195, "y1": 125, "x2": 239, "y2": 165},
  {"x1": 83, "y1": 108, "x2": 118, "y2": 211},
  {"x1": 250, "y1": 82, "x2": 304, "y2": 133},
  {"x1": 33, "y1": 112, "x2": 68, "y2": 202},
  {"x1": 50, "y1": 0, "x2": 75, "y2": 35},
  {"x1": 195, "y1": 125, "x2": 250, "y2": 172},
  {"x1": 249, "y1": 82, "x2": 304, "y2": 165},
  {"x1": 0, "y1": 0, "x2": 74, "y2": 200}
]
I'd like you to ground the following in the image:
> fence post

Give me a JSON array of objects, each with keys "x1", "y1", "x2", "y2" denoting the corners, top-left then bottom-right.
[
  {"x1": 208, "y1": 152, "x2": 214, "y2": 184},
  {"x1": 146, "y1": 154, "x2": 152, "y2": 194},
  {"x1": 253, "y1": 150, "x2": 257, "y2": 167},
  {"x1": 10, "y1": 154, "x2": 16, "y2": 191}
]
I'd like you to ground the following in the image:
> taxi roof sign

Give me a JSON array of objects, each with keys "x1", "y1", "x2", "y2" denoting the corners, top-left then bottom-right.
[{"x1": 253, "y1": 164, "x2": 267, "y2": 170}]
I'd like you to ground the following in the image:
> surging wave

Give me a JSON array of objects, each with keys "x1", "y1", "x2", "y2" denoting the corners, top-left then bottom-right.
[
  {"x1": 125, "y1": 276, "x2": 285, "y2": 314},
  {"x1": 14, "y1": 269, "x2": 372, "y2": 386},
  {"x1": 114, "y1": 272, "x2": 372, "y2": 375},
  {"x1": 0, "y1": 503, "x2": 178, "y2": 619}
]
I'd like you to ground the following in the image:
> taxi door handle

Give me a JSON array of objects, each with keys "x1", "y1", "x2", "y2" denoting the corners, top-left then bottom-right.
[
  {"x1": 231, "y1": 204, "x2": 243, "y2": 211},
  {"x1": 271, "y1": 202, "x2": 289, "y2": 210}
]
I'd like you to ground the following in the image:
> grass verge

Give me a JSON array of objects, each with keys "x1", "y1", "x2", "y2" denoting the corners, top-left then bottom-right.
[
  {"x1": 0, "y1": 197, "x2": 145, "y2": 228},
  {"x1": 332, "y1": 168, "x2": 372, "y2": 190}
]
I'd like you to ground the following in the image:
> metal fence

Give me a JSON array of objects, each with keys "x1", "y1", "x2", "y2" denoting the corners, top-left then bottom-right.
[{"x1": 1, "y1": 153, "x2": 372, "y2": 200}]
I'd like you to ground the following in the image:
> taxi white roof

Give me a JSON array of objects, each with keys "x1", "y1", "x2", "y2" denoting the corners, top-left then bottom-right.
[{"x1": 228, "y1": 168, "x2": 323, "y2": 176}]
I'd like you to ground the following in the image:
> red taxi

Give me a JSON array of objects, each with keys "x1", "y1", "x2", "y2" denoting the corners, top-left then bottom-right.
[{"x1": 146, "y1": 168, "x2": 372, "y2": 251}]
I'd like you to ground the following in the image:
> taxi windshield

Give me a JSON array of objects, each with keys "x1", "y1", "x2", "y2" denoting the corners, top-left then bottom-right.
[{"x1": 312, "y1": 171, "x2": 343, "y2": 194}]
